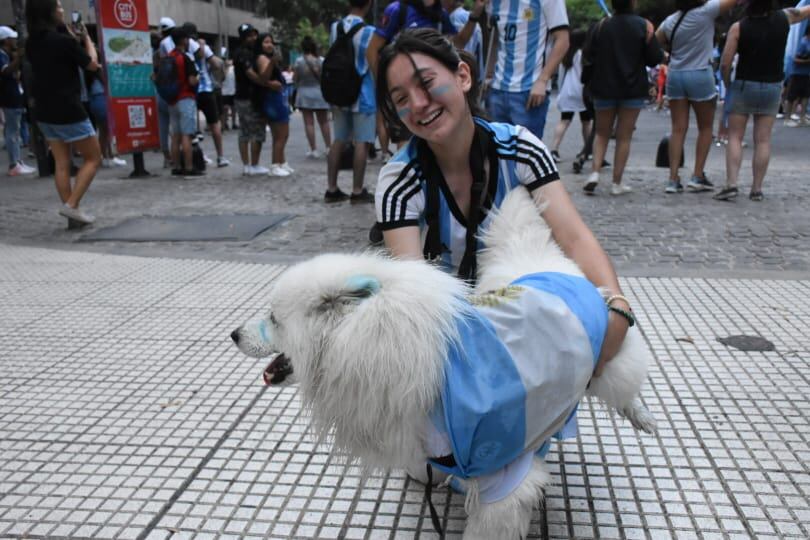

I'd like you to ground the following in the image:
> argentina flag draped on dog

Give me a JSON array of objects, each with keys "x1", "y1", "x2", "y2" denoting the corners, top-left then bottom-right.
[{"x1": 427, "y1": 272, "x2": 608, "y2": 498}]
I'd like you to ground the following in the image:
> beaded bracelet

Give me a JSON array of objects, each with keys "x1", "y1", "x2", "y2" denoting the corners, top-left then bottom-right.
[
  {"x1": 606, "y1": 294, "x2": 630, "y2": 307},
  {"x1": 608, "y1": 306, "x2": 636, "y2": 327}
]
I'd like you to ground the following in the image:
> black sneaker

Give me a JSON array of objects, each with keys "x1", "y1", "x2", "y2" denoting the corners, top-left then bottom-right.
[
  {"x1": 350, "y1": 188, "x2": 375, "y2": 204},
  {"x1": 713, "y1": 186, "x2": 738, "y2": 201},
  {"x1": 184, "y1": 169, "x2": 205, "y2": 177},
  {"x1": 171, "y1": 168, "x2": 184, "y2": 176},
  {"x1": 324, "y1": 189, "x2": 349, "y2": 203}
]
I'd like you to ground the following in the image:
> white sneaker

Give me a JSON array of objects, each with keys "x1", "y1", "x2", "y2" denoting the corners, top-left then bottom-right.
[
  {"x1": 217, "y1": 156, "x2": 231, "y2": 168},
  {"x1": 112, "y1": 157, "x2": 127, "y2": 167},
  {"x1": 306, "y1": 149, "x2": 322, "y2": 159},
  {"x1": 785, "y1": 120, "x2": 800, "y2": 128},
  {"x1": 252, "y1": 165, "x2": 269, "y2": 175},
  {"x1": 583, "y1": 172, "x2": 599, "y2": 195},
  {"x1": 101, "y1": 158, "x2": 112, "y2": 168},
  {"x1": 269, "y1": 164, "x2": 291, "y2": 177},
  {"x1": 203, "y1": 154, "x2": 213, "y2": 165},
  {"x1": 790, "y1": 113, "x2": 800, "y2": 121},
  {"x1": 16, "y1": 162, "x2": 36, "y2": 175},
  {"x1": 280, "y1": 162, "x2": 295, "y2": 174},
  {"x1": 610, "y1": 183, "x2": 633, "y2": 196},
  {"x1": 58, "y1": 203, "x2": 95, "y2": 224},
  {"x1": 8, "y1": 163, "x2": 35, "y2": 176}
]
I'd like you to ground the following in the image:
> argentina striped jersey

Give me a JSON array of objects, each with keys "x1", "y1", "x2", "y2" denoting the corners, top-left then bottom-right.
[
  {"x1": 490, "y1": 0, "x2": 569, "y2": 93},
  {"x1": 374, "y1": 118, "x2": 559, "y2": 272}
]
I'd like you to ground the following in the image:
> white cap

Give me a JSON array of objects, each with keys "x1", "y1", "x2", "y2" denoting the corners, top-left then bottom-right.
[
  {"x1": 0, "y1": 26, "x2": 18, "y2": 41},
  {"x1": 159, "y1": 17, "x2": 176, "y2": 30}
]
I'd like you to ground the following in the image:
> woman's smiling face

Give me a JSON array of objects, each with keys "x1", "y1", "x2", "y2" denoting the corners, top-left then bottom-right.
[{"x1": 386, "y1": 52, "x2": 472, "y2": 143}]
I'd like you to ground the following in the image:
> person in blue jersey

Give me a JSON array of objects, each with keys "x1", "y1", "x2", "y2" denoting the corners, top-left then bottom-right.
[
  {"x1": 374, "y1": 28, "x2": 631, "y2": 375},
  {"x1": 326, "y1": 0, "x2": 379, "y2": 203},
  {"x1": 486, "y1": 0, "x2": 570, "y2": 141}
]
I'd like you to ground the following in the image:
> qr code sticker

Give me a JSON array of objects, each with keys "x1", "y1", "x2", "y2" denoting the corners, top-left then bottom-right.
[{"x1": 128, "y1": 105, "x2": 146, "y2": 129}]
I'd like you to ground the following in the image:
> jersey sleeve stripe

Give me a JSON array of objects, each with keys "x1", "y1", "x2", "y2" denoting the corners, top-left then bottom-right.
[
  {"x1": 516, "y1": 143, "x2": 557, "y2": 176},
  {"x1": 381, "y1": 162, "x2": 420, "y2": 222},
  {"x1": 397, "y1": 181, "x2": 423, "y2": 223}
]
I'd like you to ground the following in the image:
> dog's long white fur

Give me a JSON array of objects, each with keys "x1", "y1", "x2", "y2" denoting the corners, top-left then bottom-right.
[{"x1": 234, "y1": 186, "x2": 655, "y2": 539}]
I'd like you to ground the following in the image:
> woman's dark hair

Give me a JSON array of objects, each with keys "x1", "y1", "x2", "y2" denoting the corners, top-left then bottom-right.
[
  {"x1": 254, "y1": 32, "x2": 274, "y2": 56},
  {"x1": 611, "y1": 0, "x2": 634, "y2": 15},
  {"x1": 746, "y1": 0, "x2": 777, "y2": 16},
  {"x1": 675, "y1": 0, "x2": 705, "y2": 11},
  {"x1": 562, "y1": 29, "x2": 587, "y2": 70},
  {"x1": 301, "y1": 36, "x2": 317, "y2": 56},
  {"x1": 376, "y1": 28, "x2": 486, "y2": 134},
  {"x1": 25, "y1": 0, "x2": 58, "y2": 34},
  {"x1": 349, "y1": 0, "x2": 372, "y2": 8}
]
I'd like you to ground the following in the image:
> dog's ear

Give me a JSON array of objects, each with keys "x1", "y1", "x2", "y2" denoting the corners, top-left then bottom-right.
[{"x1": 319, "y1": 275, "x2": 381, "y2": 311}]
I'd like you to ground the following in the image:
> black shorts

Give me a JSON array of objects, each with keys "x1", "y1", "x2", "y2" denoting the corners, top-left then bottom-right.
[
  {"x1": 222, "y1": 94, "x2": 234, "y2": 107},
  {"x1": 196, "y1": 91, "x2": 220, "y2": 124},
  {"x1": 560, "y1": 110, "x2": 594, "y2": 122},
  {"x1": 787, "y1": 75, "x2": 810, "y2": 101}
]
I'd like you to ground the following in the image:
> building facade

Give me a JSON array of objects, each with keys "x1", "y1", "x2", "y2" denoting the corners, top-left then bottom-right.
[{"x1": 1, "y1": 0, "x2": 268, "y2": 52}]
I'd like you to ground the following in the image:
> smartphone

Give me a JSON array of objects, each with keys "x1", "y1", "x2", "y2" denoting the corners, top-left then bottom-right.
[{"x1": 71, "y1": 11, "x2": 82, "y2": 25}]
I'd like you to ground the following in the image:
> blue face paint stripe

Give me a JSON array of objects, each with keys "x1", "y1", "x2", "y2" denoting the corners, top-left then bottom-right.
[
  {"x1": 429, "y1": 84, "x2": 452, "y2": 97},
  {"x1": 259, "y1": 319, "x2": 271, "y2": 343},
  {"x1": 397, "y1": 107, "x2": 411, "y2": 118}
]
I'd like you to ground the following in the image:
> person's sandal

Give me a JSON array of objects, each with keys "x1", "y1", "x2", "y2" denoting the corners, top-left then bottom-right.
[
  {"x1": 713, "y1": 186, "x2": 738, "y2": 201},
  {"x1": 749, "y1": 191, "x2": 764, "y2": 201}
]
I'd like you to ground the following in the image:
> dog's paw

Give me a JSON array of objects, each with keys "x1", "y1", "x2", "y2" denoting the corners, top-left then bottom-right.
[{"x1": 619, "y1": 399, "x2": 657, "y2": 434}]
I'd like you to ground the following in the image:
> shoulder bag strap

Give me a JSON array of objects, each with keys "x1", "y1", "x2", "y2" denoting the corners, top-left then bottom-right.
[{"x1": 667, "y1": 9, "x2": 691, "y2": 55}]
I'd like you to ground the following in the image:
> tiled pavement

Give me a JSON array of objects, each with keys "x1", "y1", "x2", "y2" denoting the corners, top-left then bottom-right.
[{"x1": 1, "y1": 245, "x2": 809, "y2": 539}]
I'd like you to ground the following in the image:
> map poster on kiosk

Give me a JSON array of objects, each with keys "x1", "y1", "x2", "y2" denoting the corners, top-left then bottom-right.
[{"x1": 95, "y1": 0, "x2": 159, "y2": 154}]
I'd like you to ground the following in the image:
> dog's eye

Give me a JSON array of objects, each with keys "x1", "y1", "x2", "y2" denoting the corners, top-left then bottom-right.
[{"x1": 269, "y1": 313, "x2": 278, "y2": 326}]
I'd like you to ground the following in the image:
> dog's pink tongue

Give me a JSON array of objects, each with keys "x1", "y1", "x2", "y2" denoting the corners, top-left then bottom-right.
[{"x1": 262, "y1": 354, "x2": 293, "y2": 385}]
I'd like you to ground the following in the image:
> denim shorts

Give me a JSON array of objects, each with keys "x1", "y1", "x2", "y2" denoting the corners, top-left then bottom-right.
[
  {"x1": 729, "y1": 80, "x2": 782, "y2": 116},
  {"x1": 169, "y1": 97, "x2": 197, "y2": 136},
  {"x1": 666, "y1": 67, "x2": 717, "y2": 101},
  {"x1": 592, "y1": 97, "x2": 646, "y2": 110},
  {"x1": 487, "y1": 87, "x2": 551, "y2": 140},
  {"x1": 37, "y1": 118, "x2": 96, "y2": 143},
  {"x1": 332, "y1": 109, "x2": 376, "y2": 143}
]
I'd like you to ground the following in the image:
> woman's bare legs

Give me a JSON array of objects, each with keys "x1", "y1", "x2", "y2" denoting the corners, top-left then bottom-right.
[
  {"x1": 270, "y1": 122, "x2": 289, "y2": 164},
  {"x1": 592, "y1": 108, "x2": 617, "y2": 176},
  {"x1": 302, "y1": 109, "x2": 316, "y2": 151},
  {"x1": 49, "y1": 135, "x2": 101, "y2": 208},
  {"x1": 751, "y1": 114, "x2": 776, "y2": 194},
  {"x1": 551, "y1": 118, "x2": 571, "y2": 153},
  {"x1": 724, "y1": 113, "x2": 749, "y2": 188},
  {"x1": 691, "y1": 99, "x2": 716, "y2": 180},
  {"x1": 316, "y1": 109, "x2": 332, "y2": 149},
  {"x1": 611, "y1": 107, "x2": 641, "y2": 185},
  {"x1": 667, "y1": 98, "x2": 689, "y2": 182}
]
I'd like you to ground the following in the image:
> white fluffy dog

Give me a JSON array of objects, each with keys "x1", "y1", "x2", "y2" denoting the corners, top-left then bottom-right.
[{"x1": 232, "y1": 187, "x2": 655, "y2": 539}]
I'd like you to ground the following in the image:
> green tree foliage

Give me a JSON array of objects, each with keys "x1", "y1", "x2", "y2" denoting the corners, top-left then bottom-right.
[{"x1": 263, "y1": 0, "x2": 349, "y2": 54}]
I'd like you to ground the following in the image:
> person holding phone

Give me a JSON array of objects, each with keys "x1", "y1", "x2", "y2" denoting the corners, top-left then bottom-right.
[{"x1": 25, "y1": 0, "x2": 101, "y2": 226}]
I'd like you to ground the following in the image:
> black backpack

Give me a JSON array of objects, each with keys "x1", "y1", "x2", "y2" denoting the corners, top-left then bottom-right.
[
  {"x1": 154, "y1": 54, "x2": 181, "y2": 103},
  {"x1": 321, "y1": 21, "x2": 365, "y2": 107}
]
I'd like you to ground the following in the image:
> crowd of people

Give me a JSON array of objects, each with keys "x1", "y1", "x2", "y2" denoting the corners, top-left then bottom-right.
[{"x1": 1, "y1": 0, "x2": 809, "y2": 228}]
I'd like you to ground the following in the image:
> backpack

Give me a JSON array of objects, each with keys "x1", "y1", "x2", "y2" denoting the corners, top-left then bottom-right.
[
  {"x1": 321, "y1": 21, "x2": 365, "y2": 107},
  {"x1": 154, "y1": 54, "x2": 181, "y2": 103}
]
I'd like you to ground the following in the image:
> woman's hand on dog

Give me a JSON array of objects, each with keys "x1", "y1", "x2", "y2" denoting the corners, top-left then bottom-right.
[{"x1": 594, "y1": 309, "x2": 630, "y2": 378}]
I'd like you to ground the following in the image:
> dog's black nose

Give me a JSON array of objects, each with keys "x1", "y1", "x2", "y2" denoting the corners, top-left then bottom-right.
[{"x1": 230, "y1": 330, "x2": 240, "y2": 344}]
